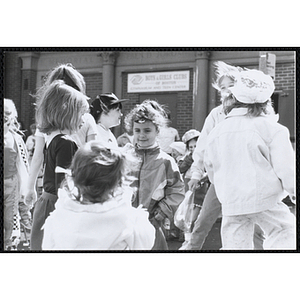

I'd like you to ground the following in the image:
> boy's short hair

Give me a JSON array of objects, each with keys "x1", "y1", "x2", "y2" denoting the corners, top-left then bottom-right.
[
  {"x1": 36, "y1": 80, "x2": 89, "y2": 134},
  {"x1": 69, "y1": 141, "x2": 127, "y2": 203},
  {"x1": 124, "y1": 100, "x2": 168, "y2": 135}
]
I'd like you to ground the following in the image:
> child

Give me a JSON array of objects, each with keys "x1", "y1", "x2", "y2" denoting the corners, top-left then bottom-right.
[
  {"x1": 4, "y1": 99, "x2": 29, "y2": 250},
  {"x1": 90, "y1": 93, "x2": 129, "y2": 148},
  {"x1": 24, "y1": 63, "x2": 97, "y2": 210},
  {"x1": 30, "y1": 80, "x2": 89, "y2": 250},
  {"x1": 170, "y1": 141, "x2": 186, "y2": 162},
  {"x1": 42, "y1": 141, "x2": 155, "y2": 250},
  {"x1": 178, "y1": 129, "x2": 208, "y2": 249},
  {"x1": 26, "y1": 123, "x2": 37, "y2": 164},
  {"x1": 204, "y1": 68, "x2": 296, "y2": 250},
  {"x1": 124, "y1": 100, "x2": 185, "y2": 250},
  {"x1": 185, "y1": 61, "x2": 265, "y2": 250}
]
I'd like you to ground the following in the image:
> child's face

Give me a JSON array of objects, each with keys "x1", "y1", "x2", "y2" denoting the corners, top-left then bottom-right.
[
  {"x1": 4, "y1": 105, "x2": 13, "y2": 135},
  {"x1": 188, "y1": 139, "x2": 197, "y2": 153},
  {"x1": 106, "y1": 107, "x2": 123, "y2": 128},
  {"x1": 133, "y1": 120, "x2": 158, "y2": 149},
  {"x1": 219, "y1": 76, "x2": 234, "y2": 101}
]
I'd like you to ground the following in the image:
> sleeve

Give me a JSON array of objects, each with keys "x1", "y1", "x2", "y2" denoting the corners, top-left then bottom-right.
[
  {"x1": 84, "y1": 113, "x2": 98, "y2": 140},
  {"x1": 127, "y1": 208, "x2": 156, "y2": 250},
  {"x1": 178, "y1": 153, "x2": 193, "y2": 174},
  {"x1": 175, "y1": 129, "x2": 180, "y2": 141},
  {"x1": 191, "y1": 109, "x2": 219, "y2": 181},
  {"x1": 41, "y1": 213, "x2": 56, "y2": 250},
  {"x1": 55, "y1": 138, "x2": 78, "y2": 192},
  {"x1": 156, "y1": 158, "x2": 185, "y2": 220},
  {"x1": 269, "y1": 127, "x2": 295, "y2": 197}
]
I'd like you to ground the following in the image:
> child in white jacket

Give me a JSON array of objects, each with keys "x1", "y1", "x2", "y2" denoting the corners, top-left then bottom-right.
[
  {"x1": 42, "y1": 141, "x2": 155, "y2": 250},
  {"x1": 204, "y1": 69, "x2": 296, "y2": 250}
]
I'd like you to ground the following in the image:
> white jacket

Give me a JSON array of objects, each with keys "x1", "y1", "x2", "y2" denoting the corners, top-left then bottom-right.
[
  {"x1": 42, "y1": 187, "x2": 155, "y2": 250},
  {"x1": 204, "y1": 108, "x2": 295, "y2": 216},
  {"x1": 191, "y1": 105, "x2": 225, "y2": 180}
]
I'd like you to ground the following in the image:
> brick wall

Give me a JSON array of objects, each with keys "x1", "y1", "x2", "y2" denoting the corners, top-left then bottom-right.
[
  {"x1": 4, "y1": 52, "x2": 22, "y2": 115},
  {"x1": 274, "y1": 63, "x2": 295, "y2": 91},
  {"x1": 84, "y1": 72, "x2": 102, "y2": 100},
  {"x1": 21, "y1": 69, "x2": 37, "y2": 132},
  {"x1": 120, "y1": 70, "x2": 194, "y2": 138}
]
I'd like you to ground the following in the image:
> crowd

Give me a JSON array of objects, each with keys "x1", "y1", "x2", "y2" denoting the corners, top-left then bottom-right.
[{"x1": 3, "y1": 61, "x2": 296, "y2": 251}]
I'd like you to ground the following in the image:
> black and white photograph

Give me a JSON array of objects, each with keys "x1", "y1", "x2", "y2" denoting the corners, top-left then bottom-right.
[
  {"x1": 1, "y1": 49, "x2": 297, "y2": 252},
  {"x1": 1, "y1": 3, "x2": 299, "y2": 298}
]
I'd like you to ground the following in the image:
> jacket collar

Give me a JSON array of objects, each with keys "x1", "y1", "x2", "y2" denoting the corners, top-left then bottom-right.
[
  {"x1": 225, "y1": 107, "x2": 279, "y2": 123},
  {"x1": 135, "y1": 143, "x2": 160, "y2": 155},
  {"x1": 56, "y1": 186, "x2": 133, "y2": 213},
  {"x1": 225, "y1": 107, "x2": 248, "y2": 119}
]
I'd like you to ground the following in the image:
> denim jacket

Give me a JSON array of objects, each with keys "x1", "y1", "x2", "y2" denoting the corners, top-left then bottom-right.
[{"x1": 204, "y1": 108, "x2": 295, "y2": 216}]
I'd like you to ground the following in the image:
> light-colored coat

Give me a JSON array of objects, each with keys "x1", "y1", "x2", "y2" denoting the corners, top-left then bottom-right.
[
  {"x1": 42, "y1": 187, "x2": 155, "y2": 250},
  {"x1": 204, "y1": 107, "x2": 295, "y2": 216}
]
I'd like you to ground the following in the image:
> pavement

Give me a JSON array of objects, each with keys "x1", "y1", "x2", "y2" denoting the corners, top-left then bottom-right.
[{"x1": 167, "y1": 218, "x2": 222, "y2": 251}]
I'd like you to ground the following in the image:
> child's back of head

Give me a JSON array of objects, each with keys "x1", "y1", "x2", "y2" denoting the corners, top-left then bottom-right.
[
  {"x1": 36, "y1": 80, "x2": 89, "y2": 135},
  {"x1": 66, "y1": 141, "x2": 131, "y2": 204}
]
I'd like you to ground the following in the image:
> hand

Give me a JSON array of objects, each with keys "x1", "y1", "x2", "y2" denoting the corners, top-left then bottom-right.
[
  {"x1": 188, "y1": 179, "x2": 199, "y2": 192},
  {"x1": 24, "y1": 189, "x2": 37, "y2": 209},
  {"x1": 290, "y1": 195, "x2": 296, "y2": 205}
]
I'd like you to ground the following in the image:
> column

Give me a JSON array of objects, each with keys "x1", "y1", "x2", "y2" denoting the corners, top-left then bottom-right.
[
  {"x1": 194, "y1": 51, "x2": 210, "y2": 130},
  {"x1": 18, "y1": 52, "x2": 40, "y2": 132},
  {"x1": 99, "y1": 51, "x2": 118, "y2": 93}
]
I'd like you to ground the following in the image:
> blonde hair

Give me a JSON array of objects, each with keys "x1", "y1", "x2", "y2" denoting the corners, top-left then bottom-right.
[
  {"x1": 212, "y1": 61, "x2": 242, "y2": 92},
  {"x1": 35, "y1": 63, "x2": 86, "y2": 101},
  {"x1": 4, "y1": 98, "x2": 22, "y2": 133},
  {"x1": 36, "y1": 80, "x2": 89, "y2": 134}
]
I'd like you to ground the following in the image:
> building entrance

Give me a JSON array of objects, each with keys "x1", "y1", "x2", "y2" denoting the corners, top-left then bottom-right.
[{"x1": 139, "y1": 93, "x2": 178, "y2": 128}]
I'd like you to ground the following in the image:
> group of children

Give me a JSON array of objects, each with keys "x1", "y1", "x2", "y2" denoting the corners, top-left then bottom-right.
[{"x1": 3, "y1": 60, "x2": 296, "y2": 251}]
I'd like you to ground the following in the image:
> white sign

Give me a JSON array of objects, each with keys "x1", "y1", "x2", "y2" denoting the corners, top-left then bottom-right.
[
  {"x1": 266, "y1": 53, "x2": 276, "y2": 79},
  {"x1": 128, "y1": 70, "x2": 190, "y2": 93}
]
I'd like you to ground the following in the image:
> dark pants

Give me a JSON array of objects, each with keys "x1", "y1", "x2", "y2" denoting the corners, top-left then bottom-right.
[{"x1": 30, "y1": 192, "x2": 57, "y2": 250}]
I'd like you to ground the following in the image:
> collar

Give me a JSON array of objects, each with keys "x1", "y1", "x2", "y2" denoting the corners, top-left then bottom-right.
[
  {"x1": 225, "y1": 107, "x2": 279, "y2": 123},
  {"x1": 135, "y1": 143, "x2": 160, "y2": 155},
  {"x1": 225, "y1": 107, "x2": 248, "y2": 119},
  {"x1": 56, "y1": 186, "x2": 133, "y2": 213}
]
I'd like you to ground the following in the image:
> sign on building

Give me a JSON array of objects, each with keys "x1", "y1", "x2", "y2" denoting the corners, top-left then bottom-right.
[
  {"x1": 259, "y1": 52, "x2": 276, "y2": 79},
  {"x1": 128, "y1": 70, "x2": 190, "y2": 93}
]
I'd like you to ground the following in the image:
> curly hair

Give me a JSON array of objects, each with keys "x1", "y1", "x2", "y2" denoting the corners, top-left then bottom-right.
[
  {"x1": 65, "y1": 141, "x2": 134, "y2": 203},
  {"x1": 124, "y1": 100, "x2": 168, "y2": 135}
]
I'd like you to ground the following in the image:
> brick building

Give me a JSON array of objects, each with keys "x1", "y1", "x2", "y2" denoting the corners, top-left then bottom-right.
[{"x1": 3, "y1": 49, "x2": 295, "y2": 144}]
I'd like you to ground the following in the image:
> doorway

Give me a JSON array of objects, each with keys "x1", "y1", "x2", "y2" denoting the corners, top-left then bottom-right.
[{"x1": 139, "y1": 93, "x2": 178, "y2": 128}]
